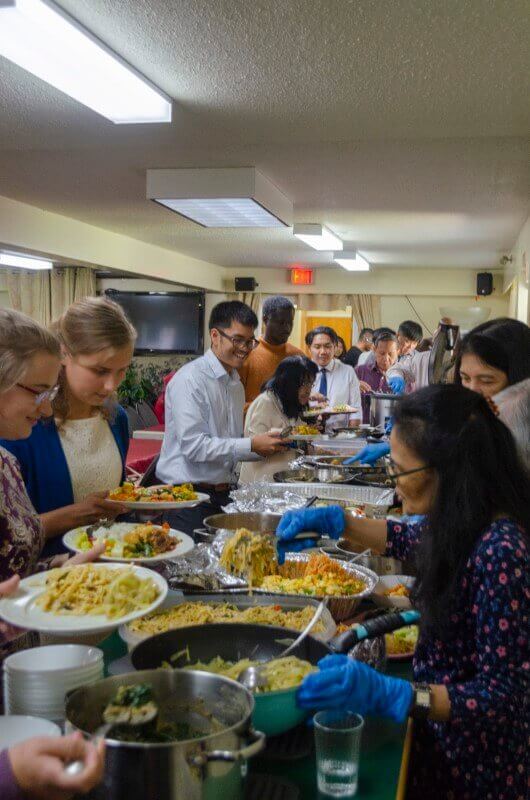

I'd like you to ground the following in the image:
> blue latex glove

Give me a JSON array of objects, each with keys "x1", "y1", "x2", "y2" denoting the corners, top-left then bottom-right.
[
  {"x1": 384, "y1": 416, "x2": 394, "y2": 435},
  {"x1": 388, "y1": 375, "x2": 406, "y2": 395},
  {"x1": 276, "y1": 506, "x2": 345, "y2": 564},
  {"x1": 296, "y1": 655, "x2": 413, "y2": 724},
  {"x1": 343, "y1": 442, "x2": 390, "y2": 466}
]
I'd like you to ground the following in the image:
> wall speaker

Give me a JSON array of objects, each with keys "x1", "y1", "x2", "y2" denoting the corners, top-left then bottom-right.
[
  {"x1": 235, "y1": 277, "x2": 258, "y2": 292},
  {"x1": 476, "y1": 272, "x2": 493, "y2": 296}
]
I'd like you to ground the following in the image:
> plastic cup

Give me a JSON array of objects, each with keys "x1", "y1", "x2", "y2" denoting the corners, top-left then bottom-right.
[{"x1": 314, "y1": 711, "x2": 364, "y2": 798}]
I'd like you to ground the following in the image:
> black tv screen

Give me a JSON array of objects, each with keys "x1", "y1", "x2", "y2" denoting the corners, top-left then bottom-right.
[{"x1": 107, "y1": 291, "x2": 204, "y2": 354}]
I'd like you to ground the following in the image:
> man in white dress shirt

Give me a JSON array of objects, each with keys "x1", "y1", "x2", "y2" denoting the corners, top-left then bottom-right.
[
  {"x1": 306, "y1": 326, "x2": 362, "y2": 429},
  {"x1": 157, "y1": 300, "x2": 286, "y2": 529}
]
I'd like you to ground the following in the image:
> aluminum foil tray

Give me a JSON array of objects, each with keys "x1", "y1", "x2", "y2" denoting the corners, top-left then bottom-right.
[
  {"x1": 272, "y1": 483, "x2": 394, "y2": 507},
  {"x1": 253, "y1": 553, "x2": 378, "y2": 622}
]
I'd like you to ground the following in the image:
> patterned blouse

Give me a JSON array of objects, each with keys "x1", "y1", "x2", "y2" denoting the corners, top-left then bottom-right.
[
  {"x1": 0, "y1": 447, "x2": 49, "y2": 665},
  {"x1": 385, "y1": 517, "x2": 529, "y2": 800}
]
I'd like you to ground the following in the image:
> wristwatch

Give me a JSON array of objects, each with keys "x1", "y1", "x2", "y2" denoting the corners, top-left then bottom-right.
[{"x1": 410, "y1": 683, "x2": 432, "y2": 720}]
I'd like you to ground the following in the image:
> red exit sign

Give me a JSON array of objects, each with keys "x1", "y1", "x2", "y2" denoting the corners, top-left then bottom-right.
[{"x1": 290, "y1": 267, "x2": 314, "y2": 285}]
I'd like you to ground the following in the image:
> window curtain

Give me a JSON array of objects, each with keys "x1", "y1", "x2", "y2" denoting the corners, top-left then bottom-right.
[
  {"x1": 349, "y1": 294, "x2": 381, "y2": 330},
  {"x1": 7, "y1": 266, "x2": 97, "y2": 326}
]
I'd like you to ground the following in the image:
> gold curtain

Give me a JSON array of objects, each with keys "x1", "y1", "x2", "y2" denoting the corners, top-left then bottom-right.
[
  {"x1": 6, "y1": 267, "x2": 97, "y2": 325},
  {"x1": 349, "y1": 294, "x2": 381, "y2": 330},
  {"x1": 226, "y1": 292, "x2": 262, "y2": 314}
]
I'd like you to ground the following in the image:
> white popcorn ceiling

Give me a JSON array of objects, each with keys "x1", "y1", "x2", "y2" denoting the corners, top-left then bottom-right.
[{"x1": 0, "y1": 0, "x2": 528, "y2": 270}]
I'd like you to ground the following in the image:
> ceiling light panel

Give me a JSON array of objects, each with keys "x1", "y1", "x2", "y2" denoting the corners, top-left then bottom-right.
[
  {"x1": 0, "y1": 0, "x2": 172, "y2": 124},
  {"x1": 333, "y1": 251, "x2": 370, "y2": 271},
  {"x1": 293, "y1": 224, "x2": 343, "y2": 251},
  {"x1": 147, "y1": 168, "x2": 293, "y2": 227},
  {"x1": 0, "y1": 252, "x2": 53, "y2": 270}
]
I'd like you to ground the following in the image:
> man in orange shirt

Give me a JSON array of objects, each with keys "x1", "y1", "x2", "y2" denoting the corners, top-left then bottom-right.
[{"x1": 239, "y1": 295, "x2": 304, "y2": 410}]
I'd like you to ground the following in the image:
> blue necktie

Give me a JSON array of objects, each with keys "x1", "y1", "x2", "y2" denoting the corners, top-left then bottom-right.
[{"x1": 319, "y1": 368, "x2": 328, "y2": 397}]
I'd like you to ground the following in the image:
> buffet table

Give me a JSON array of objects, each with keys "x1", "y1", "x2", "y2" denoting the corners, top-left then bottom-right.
[{"x1": 100, "y1": 633, "x2": 410, "y2": 800}]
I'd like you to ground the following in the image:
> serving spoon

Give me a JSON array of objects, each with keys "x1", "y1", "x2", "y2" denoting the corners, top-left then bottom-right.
[
  {"x1": 237, "y1": 598, "x2": 327, "y2": 692},
  {"x1": 65, "y1": 687, "x2": 158, "y2": 776}
]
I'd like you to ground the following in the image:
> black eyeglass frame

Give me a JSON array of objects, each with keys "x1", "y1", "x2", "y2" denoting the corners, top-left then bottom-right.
[{"x1": 214, "y1": 329, "x2": 259, "y2": 352}]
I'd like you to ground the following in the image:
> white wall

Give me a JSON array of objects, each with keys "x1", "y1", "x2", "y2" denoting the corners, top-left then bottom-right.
[{"x1": 505, "y1": 215, "x2": 530, "y2": 325}]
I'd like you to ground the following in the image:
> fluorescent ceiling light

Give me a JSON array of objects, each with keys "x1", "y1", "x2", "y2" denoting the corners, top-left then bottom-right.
[
  {"x1": 0, "y1": 0, "x2": 172, "y2": 124},
  {"x1": 147, "y1": 168, "x2": 293, "y2": 227},
  {"x1": 333, "y1": 251, "x2": 370, "y2": 271},
  {"x1": 293, "y1": 224, "x2": 343, "y2": 251},
  {"x1": 0, "y1": 252, "x2": 53, "y2": 270}
]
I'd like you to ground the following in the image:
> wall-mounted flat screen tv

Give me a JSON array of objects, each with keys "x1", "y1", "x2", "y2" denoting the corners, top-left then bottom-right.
[{"x1": 106, "y1": 290, "x2": 204, "y2": 355}]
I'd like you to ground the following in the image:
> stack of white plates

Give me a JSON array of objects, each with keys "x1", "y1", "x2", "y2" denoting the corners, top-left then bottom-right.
[{"x1": 3, "y1": 644, "x2": 104, "y2": 721}]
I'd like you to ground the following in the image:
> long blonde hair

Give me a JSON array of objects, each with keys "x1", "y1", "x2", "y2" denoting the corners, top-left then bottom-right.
[
  {"x1": 52, "y1": 296, "x2": 136, "y2": 423},
  {"x1": 0, "y1": 309, "x2": 60, "y2": 394}
]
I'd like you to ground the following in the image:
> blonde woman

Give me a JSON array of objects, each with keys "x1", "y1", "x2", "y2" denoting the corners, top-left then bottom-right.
[{"x1": 0, "y1": 297, "x2": 135, "y2": 553}]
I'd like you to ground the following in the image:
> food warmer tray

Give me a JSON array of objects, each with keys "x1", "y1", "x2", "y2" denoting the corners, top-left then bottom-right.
[{"x1": 272, "y1": 482, "x2": 394, "y2": 508}]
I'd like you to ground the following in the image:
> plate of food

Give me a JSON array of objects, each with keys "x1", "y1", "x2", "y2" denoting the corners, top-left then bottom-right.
[
  {"x1": 303, "y1": 405, "x2": 358, "y2": 417},
  {"x1": 0, "y1": 563, "x2": 168, "y2": 635},
  {"x1": 373, "y1": 575, "x2": 414, "y2": 610},
  {"x1": 285, "y1": 424, "x2": 324, "y2": 441},
  {"x1": 385, "y1": 624, "x2": 419, "y2": 660},
  {"x1": 106, "y1": 482, "x2": 209, "y2": 510},
  {"x1": 63, "y1": 522, "x2": 195, "y2": 563}
]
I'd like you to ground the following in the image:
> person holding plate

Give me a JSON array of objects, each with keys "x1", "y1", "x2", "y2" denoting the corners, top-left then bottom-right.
[{"x1": 0, "y1": 297, "x2": 133, "y2": 554}]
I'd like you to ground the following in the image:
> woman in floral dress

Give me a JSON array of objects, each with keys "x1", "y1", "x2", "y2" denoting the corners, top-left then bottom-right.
[{"x1": 278, "y1": 384, "x2": 529, "y2": 800}]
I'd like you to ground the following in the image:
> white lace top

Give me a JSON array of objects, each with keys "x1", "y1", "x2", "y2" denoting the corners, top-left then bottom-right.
[{"x1": 58, "y1": 416, "x2": 123, "y2": 503}]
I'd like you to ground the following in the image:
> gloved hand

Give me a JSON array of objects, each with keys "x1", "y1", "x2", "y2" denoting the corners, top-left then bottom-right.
[
  {"x1": 276, "y1": 506, "x2": 345, "y2": 564},
  {"x1": 296, "y1": 655, "x2": 413, "y2": 724},
  {"x1": 343, "y1": 442, "x2": 390, "y2": 466},
  {"x1": 388, "y1": 375, "x2": 406, "y2": 395},
  {"x1": 384, "y1": 416, "x2": 394, "y2": 435}
]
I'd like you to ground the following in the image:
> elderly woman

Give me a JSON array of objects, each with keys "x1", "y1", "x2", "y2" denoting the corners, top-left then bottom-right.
[
  {"x1": 277, "y1": 385, "x2": 528, "y2": 800},
  {"x1": 494, "y1": 378, "x2": 530, "y2": 474},
  {"x1": 240, "y1": 355, "x2": 317, "y2": 482}
]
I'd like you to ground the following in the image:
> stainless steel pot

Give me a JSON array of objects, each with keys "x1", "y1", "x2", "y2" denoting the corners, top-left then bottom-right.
[
  {"x1": 273, "y1": 466, "x2": 356, "y2": 484},
  {"x1": 203, "y1": 512, "x2": 281, "y2": 536},
  {"x1": 320, "y1": 538, "x2": 411, "y2": 576},
  {"x1": 369, "y1": 392, "x2": 399, "y2": 429},
  {"x1": 65, "y1": 669, "x2": 265, "y2": 800}
]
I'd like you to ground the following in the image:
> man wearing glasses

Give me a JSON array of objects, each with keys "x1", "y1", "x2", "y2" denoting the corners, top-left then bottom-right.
[{"x1": 156, "y1": 301, "x2": 286, "y2": 528}]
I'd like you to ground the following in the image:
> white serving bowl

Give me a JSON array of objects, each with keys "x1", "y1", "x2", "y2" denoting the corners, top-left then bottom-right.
[
  {"x1": 372, "y1": 575, "x2": 415, "y2": 610},
  {"x1": 4, "y1": 644, "x2": 103, "y2": 673},
  {"x1": 0, "y1": 715, "x2": 61, "y2": 748}
]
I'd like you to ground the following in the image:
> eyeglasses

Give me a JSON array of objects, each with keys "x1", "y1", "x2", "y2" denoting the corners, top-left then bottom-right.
[
  {"x1": 16, "y1": 383, "x2": 59, "y2": 406},
  {"x1": 216, "y1": 329, "x2": 259, "y2": 352},
  {"x1": 386, "y1": 457, "x2": 431, "y2": 485}
]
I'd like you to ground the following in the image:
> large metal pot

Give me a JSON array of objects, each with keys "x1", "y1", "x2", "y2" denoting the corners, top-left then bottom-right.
[
  {"x1": 203, "y1": 512, "x2": 281, "y2": 536},
  {"x1": 321, "y1": 538, "x2": 413, "y2": 576},
  {"x1": 65, "y1": 669, "x2": 265, "y2": 800},
  {"x1": 369, "y1": 392, "x2": 399, "y2": 429}
]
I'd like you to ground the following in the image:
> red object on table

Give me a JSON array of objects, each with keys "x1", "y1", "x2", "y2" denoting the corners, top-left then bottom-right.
[
  {"x1": 153, "y1": 372, "x2": 176, "y2": 423},
  {"x1": 126, "y1": 424, "x2": 164, "y2": 475}
]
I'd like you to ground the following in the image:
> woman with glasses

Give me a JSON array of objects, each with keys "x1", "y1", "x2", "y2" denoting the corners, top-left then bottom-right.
[
  {"x1": 0, "y1": 297, "x2": 134, "y2": 554},
  {"x1": 0, "y1": 311, "x2": 104, "y2": 670},
  {"x1": 277, "y1": 384, "x2": 528, "y2": 800},
  {"x1": 239, "y1": 355, "x2": 318, "y2": 483}
]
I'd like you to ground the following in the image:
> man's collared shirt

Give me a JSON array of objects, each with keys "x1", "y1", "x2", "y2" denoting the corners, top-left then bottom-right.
[
  {"x1": 156, "y1": 349, "x2": 253, "y2": 485},
  {"x1": 310, "y1": 358, "x2": 362, "y2": 427},
  {"x1": 355, "y1": 360, "x2": 391, "y2": 423}
]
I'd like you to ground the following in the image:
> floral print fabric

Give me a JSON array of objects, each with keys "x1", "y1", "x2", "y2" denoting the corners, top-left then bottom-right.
[{"x1": 386, "y1": 517, "x2": 529, "y2": 800}]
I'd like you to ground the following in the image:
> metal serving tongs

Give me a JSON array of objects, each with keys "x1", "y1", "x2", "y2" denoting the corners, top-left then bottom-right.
[{"x1": 237, "y1": 598, "x2": 328, "y2": 691}]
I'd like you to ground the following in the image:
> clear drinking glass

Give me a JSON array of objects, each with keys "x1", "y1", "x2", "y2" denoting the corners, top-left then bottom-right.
[{"x1": 314, "y1": 711, "x2": 364, "y2": 798}]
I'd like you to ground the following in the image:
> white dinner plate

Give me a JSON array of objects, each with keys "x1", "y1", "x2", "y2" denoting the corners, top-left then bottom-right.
[
  {"x1": 0, "y1": 563, "x2": 168, "y2": 635},
  {"x1": 303, "y1": 406, "x2": 358, "y2": 417},
  {"x1": 62, "y1": 523, "x2": 195, "y2": 563},
  {"x1": 106, "y1": 486, "x2": 210, "y2": 510}
]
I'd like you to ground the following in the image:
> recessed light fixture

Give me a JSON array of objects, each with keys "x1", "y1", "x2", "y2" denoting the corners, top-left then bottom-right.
[
  {"x1": 147, "y1": 168, "x2": 293, "y2": 227},
  {"x1": 333, "y1": 251, "x2": 370, "y2": 271},
  {"x1": 293, "y1": 224, "x2": 343, "y2": 251},
  {"x1": 0, "y1": 0, "x2": 172, "y2": 124},
  {"x1": 0, "y1": 252, "x2": 53, "y2": 270}
]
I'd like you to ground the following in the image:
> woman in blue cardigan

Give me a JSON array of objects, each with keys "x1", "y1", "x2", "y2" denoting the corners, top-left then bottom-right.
[{"x1": 0, "y1": 296, "x2": 135, "y2": 555}]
